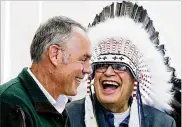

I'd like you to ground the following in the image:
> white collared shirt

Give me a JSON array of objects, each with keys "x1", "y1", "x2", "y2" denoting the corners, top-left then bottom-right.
[{"x1": 27, "y1": 68, "x2": 68, "y2": 114}]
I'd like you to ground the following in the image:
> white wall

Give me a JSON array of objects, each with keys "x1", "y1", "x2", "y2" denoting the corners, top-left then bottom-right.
[
  {"x1": 1, "y1": 1, "x2": 181, "y2": 100},
  {"x1": 1, "y1": 1, "x2": 40, "y2": 84}
]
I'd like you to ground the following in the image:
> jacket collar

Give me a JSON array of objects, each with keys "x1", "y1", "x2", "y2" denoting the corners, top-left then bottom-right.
[{"x1": 18, "y1": 67, "x2": 60, "y2": 115}]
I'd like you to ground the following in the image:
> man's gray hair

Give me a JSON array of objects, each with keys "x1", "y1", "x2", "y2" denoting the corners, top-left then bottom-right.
[{"x1": 30, "y1": 16, "x2": 86, "y2": 62}]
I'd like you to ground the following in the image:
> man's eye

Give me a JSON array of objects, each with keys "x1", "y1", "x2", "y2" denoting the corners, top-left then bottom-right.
[
  {"x1": 78, "y1": 58, "x2": 87, "y2": 64},
  {"x1": 81, "y1": 58, "x2": 87, "y2": 62}
]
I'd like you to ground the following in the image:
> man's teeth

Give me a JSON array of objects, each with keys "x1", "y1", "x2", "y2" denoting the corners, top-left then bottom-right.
[{"x1": 103, "y1": 81, "x2": 119, "y2": 86}]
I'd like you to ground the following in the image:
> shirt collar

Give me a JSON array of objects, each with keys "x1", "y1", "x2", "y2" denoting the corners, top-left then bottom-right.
[
  {"x1": 54, "y1": 94, "x2": 68, "y2": 113},
  {"x1": 101, "y1": 105, "x2": 130, "y2": 126},
  {"x1": 27, "y1": 68, "x2": 68, "y2": 113},
  {"x1": 113, "y1": 108, "x2": 130, "y2": 126},
  {"x1": 113, "y1": 107, "x2": 130, "y2": 119}
]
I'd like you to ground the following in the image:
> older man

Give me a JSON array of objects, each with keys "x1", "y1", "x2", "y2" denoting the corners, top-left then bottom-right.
[
  {"x1": 0, "y1": 16, "x2": 91, "y2": 127},
  {"x1": 66, "y1": 1, "x2": 176, "y2": 127}
]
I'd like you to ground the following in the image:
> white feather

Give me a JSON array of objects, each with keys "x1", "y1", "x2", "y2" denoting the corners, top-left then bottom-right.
[
  {"x1": 85, "y1": 96, "x2": 98, "y2": 127},
  {"x1": 129, "y1": 100, "x2": 140, "y2": 127}
]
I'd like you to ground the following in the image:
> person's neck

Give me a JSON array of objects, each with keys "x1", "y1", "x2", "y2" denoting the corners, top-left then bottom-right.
[
  {"x1": 30, "y1": 63, "x2": 60, "y2": 100},
  {"x1": 102, "y1": 101, "x2": 129, "y2": 113}
]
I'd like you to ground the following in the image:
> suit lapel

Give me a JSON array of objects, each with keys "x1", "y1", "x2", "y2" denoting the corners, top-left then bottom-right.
[{"x1": 140, "y1": 105, "x2": 150, "y2": 127}]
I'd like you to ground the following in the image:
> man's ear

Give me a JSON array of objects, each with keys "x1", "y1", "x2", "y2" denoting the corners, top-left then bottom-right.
[{"x1": 48, "y1": 45, "x2": 62, "y2": 66}]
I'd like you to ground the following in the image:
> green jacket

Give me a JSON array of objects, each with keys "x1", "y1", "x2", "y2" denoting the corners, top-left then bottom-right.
[{"x1": 0, "y1": 67, "x2": 67, "y2": 127}]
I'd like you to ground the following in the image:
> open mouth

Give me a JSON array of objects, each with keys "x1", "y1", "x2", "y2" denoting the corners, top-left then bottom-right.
[{"x1": 102, "y1": 81, "x2": 120, "y2": 90}]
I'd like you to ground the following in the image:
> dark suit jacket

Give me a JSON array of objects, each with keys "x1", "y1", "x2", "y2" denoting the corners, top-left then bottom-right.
[
  {"x1": 66, "y1": 97, "x2": 176, "y2": 127},
  {"x1": 0, "y1": 67, "x2": 67, "y2": 127}
]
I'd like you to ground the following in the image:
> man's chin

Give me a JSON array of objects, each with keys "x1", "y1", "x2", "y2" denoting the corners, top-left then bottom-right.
[
  {"x1": 70, "y1": 90, "x2": 77, "y2": 96},
  {"x1": 65, "y1": 89, "x2": 77, "y2": 96},
  {"x1": 99, "y1": 96, "x2": 117, "y2": 104}
]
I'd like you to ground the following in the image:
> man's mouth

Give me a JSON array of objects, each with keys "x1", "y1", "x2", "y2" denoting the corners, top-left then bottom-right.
[
  {"x1": 101, "y1": 81, "x2": 120, "y2": 91},
  {"x1": 76, "y1": 78, "x2": 83, "y2": 83}
]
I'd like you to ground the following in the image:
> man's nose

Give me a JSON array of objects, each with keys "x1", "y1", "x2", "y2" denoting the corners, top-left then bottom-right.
[
  {"x1": 104, "y1": 66, "x2": 116, "y2": 76},
  {"x1": 83, "y1": 62, "x2": 92, "y2": 74}
]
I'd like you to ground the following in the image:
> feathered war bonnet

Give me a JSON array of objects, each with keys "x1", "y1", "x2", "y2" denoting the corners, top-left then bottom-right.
[{"x1": 84, "y1": 1, "x2": 175, "y2": 127}]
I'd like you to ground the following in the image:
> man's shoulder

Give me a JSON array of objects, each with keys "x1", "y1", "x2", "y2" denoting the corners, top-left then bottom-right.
[
  {"x1": 66, "y1": 97, "x2": 85, "y2": 118},
  {"x1": 0, "y1": 77, "x2": 30, "y2": 106},
  {"x1": 66, "y1": 98, "x2": 85, "y2": 111},
  {"x1": 0, "y1": 77, "x2": 21, "y2": 96},
  {"x1": 66, "y1": 98, "x2": 86, "y2": 127},
  {"x1": 144, "y1": 105, "x2": 172, "y2": 117},
  {"x1": 143, "y1": 105, "x2": 176, "y2": 125}
]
